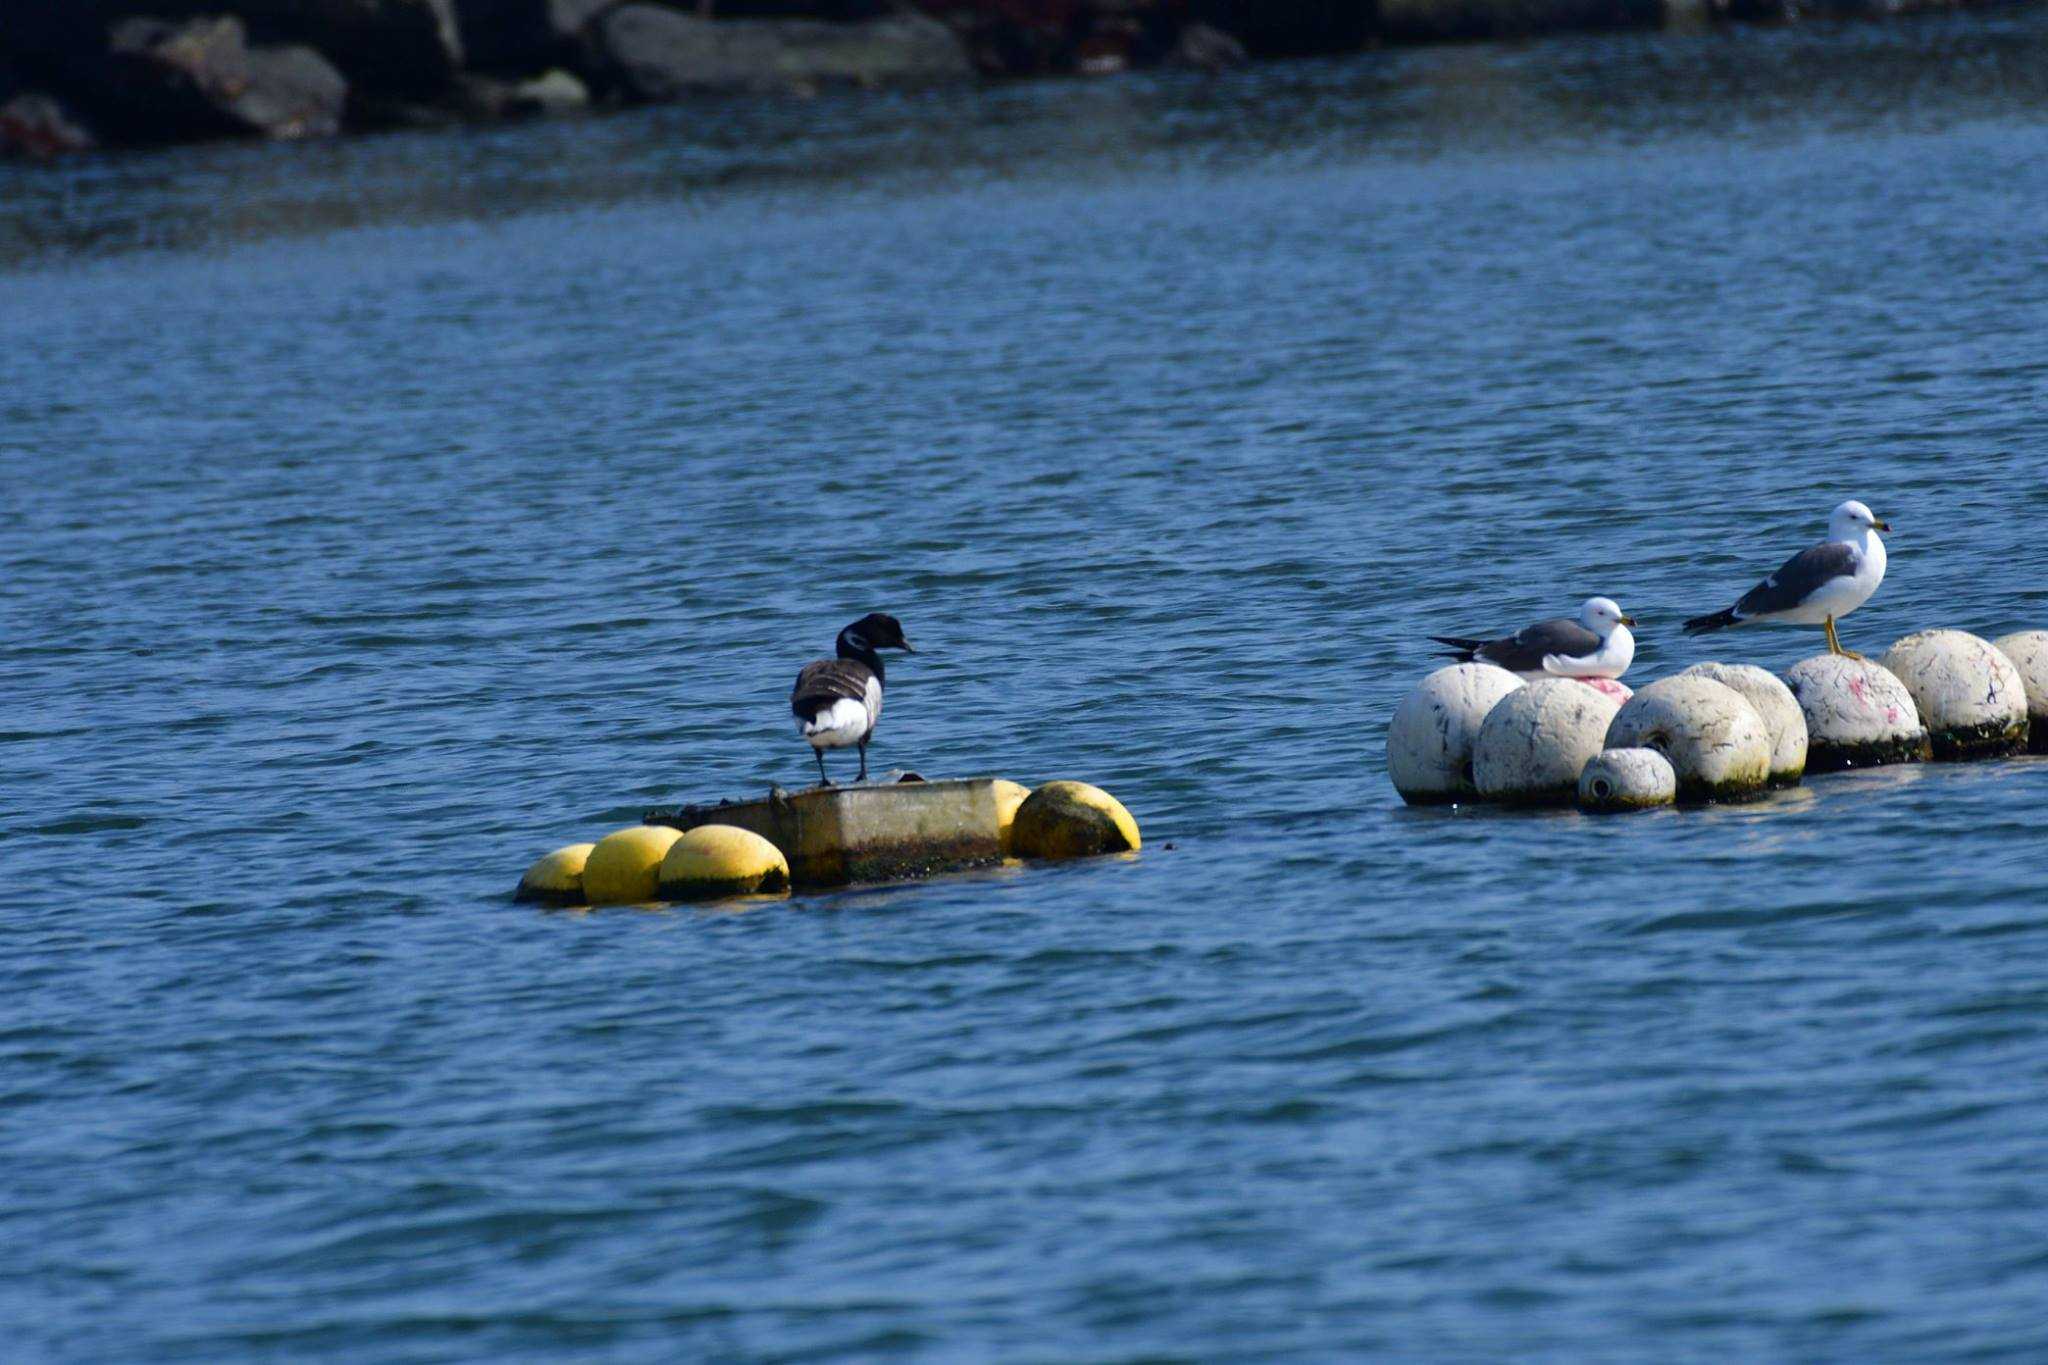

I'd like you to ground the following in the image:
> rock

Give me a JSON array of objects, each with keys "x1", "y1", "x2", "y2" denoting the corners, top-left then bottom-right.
[
  {"x1": 1471, "y1": 676, "x2": 1622, "y2": 806},
  {"x1": 1879, "y1": 630, "x2": 2030, "y2": 761},
  {"x1": 1681, "y1": 662, "x2": 1807, "y2": 785},
  {"x1": 1185, "y1": 1, "x2": 1374, "y2": 56},
  {"x1": 454, "y1": 66, "x2": 590, "y2": 117},
  {"x1": 1387, "y1": 663, "x2": 1525, "y2": 804},
  {"x1": 1578, "y1": 748, "x2": 1677, "y2": 813},
  {"x1": 1377, "y1": 0, "x2": 1663, "y2": 44},
  {"x1": 1167, "y1": 21, "x2": 1248, "y2": 69},
  {"x1": 1605, "y1": 675, "x2": 1772, "y2": 802},
  {"x1": 93, "y1": 18, "x2": 348, "y2": 143},
  {"x1": 585, "y1": 7, "x2": 972, "y2": 100},
  {"x1": 1992, "y1": 631, "x2": 2048, "y2": 754},
  {"x1": 226, "y1": 0, "x2": 463, "y2": 95},
  {"x1": 452, "y1": 0, "x2": 624, "y2": 74},
  {"x1": 1783, "y1": 654, "x2": 1930, "y2": 773},
  {"x1": 0, "y1": 93, "x2": 97, "y2": 158}
]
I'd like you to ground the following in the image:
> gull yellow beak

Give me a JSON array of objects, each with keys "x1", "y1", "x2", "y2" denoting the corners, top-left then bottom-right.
[
  {"x1": 1874, "y1": 519, "x2": 1892, "y2": 533},
  {"x1": 1620, "y1": 615, "x2": 1638, "y2": 627}
]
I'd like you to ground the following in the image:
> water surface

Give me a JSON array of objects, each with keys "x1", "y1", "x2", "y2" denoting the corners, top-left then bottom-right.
[{"x1": 5, "y1": 12, "x2": 2048, "y2": 1360}]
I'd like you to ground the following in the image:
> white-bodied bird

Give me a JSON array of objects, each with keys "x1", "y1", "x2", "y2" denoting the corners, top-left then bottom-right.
[
  {"x1": 1683, "y1": 499, "x2": 1890, "y2": 659},
  {"x1": 1432, "y1": 596, "x2": 1638, "y2": 680}
]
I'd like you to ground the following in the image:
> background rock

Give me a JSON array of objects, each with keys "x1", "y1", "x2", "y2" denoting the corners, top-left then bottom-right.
[
  {"x1": 586, "y1": 6, "x2": 972, "y2": 98},
  {"x1": 91, "y1": 17, "x2": 347, "y2": 144},
  {"x1": 0, "y1": 91, "x2": 98, "y2": 158}
]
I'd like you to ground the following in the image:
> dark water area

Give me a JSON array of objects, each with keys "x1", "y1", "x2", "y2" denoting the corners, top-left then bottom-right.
[{"x1": 6, "y1": 10, "x2": 2048, "y2": 1360}]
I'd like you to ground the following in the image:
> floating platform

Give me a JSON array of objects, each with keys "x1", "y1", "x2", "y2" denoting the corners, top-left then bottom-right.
[{"x1": 645, "y1": 777, "x2": 1007, "y2": 890}]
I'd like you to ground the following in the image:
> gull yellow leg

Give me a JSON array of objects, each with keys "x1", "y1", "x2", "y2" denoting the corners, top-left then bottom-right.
[{"x1": 1825, "y1": 616, "x2": 1865, "y2": 662}]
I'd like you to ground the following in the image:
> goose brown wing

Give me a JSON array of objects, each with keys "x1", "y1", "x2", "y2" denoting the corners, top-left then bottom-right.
[{"x1": 791, "y1": 658, "x2": 875, "y2": 721}]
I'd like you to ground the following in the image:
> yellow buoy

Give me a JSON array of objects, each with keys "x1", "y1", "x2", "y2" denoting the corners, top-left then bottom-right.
[
  {"x1": 514, "y1": 842, "x2": 594, "y2": 905},
  {"x1": 657, "y1": 824, "x2": 791, "y2": 901},
  {"x1": 991, "y1": 779, "x2": 1031, "y2": 856},
  {"x1": 582, "y1": 825, "x2": 686, "y2": 905},
  {"x1": 1010, "y1": 780, "x2": 1140, "y2": 859}
]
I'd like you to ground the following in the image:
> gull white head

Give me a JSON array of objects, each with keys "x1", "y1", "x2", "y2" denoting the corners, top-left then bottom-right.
[
  {"x1": 1577, "y1": 596, "x2": 1637, "y2": 638},
  {"x1": 1829, "y1": 499, "x2": 1891, "y2": 541}
]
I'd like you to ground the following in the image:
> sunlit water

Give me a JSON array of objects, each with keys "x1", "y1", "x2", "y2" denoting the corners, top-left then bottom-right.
[{"x1": 6, "y1": 11, "x2": 2048, "y2": 1359}]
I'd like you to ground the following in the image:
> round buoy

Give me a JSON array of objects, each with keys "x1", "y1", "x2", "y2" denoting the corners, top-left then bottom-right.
[
  {"x1": 1605, "y1": 675, "x2": 1771, "y2": 802},
  {"x1": 656, "y1": 824, "x2": 790, "y2": 901},
  {"x1": 991, "y1": 779, "x2": 1031, "y2": 856},
  {"x1": 1471, "y1": 677, "x2": 1623, "y2": 807},
  {"x1": 1387, "y1": 663, "x2": 1526, "y2": 804},
  {"x1": 1681, "y1": 662, "x2": 1808, "y2": 785},
  {"x1": 1992, "y1": 631, "x2": 2048, "y2": 753},
  {"x1": 1879, "y1": 630, "x2": 2028, "y2": 761},
  {"x1": 514, "y1": 842, "x2": 594, "y2": 906},
  {"x1": 1578, "y1": 748, "x2": 1677, "y2": 813},
  {"x1": 1011, "y1": 781, "x2": 1141, "y2": 858},
  {"x1": 1782, "y1": 654, "x2": 1930, "y2": 773},
  {"x1": 582, "y1": 824, "x2": 686, "y2": 905}
]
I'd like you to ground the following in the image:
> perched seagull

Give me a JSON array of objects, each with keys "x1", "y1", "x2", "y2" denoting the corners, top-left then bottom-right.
[
  {"x1": 1683, "y1": 499, "x2": 1890, "y2": 659},
  {"x1": 791, "y1": 613, "x2": 914, "y2": 786},
  {"x1": 1432, "y1": 596, "x2": 1638, "y2": 680}
]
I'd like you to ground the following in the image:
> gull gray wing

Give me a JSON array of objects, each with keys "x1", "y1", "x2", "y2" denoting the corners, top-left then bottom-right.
[
  {"x1": 1479, "y1": 616, "x2": 1602, "y2": 672},
  {"x1": 1735, "y1": 541, "x2": 1861, "y2": 618},
  {"x1": 791, "y1": 658, "x2": 875, "y2": 721}
]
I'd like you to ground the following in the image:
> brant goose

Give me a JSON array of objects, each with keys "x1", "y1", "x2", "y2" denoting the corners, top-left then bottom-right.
[
  {"x1": 1683, "y1": 500, "x2": 1890, "y2": 658},
  {"x1": 1432, "y1": 597, "x2": 1638, "y2": 680},
  {"x1": 791, "y1": 613, "x2": 914, "y2": 786}
]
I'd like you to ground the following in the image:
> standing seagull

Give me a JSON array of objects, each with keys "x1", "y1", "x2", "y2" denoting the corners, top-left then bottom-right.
[
  {"x1": 1683, "y1": 499, "x2": 1890, "y2": 659},
  {"x1": 1431, "y1": 597, "x2": 1638, "y2": 679},
  {"x1": 791, "y1": 613, "x2": 914, "y2": 786}
]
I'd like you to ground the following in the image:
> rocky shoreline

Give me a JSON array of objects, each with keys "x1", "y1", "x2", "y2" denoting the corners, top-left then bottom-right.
[{"x1": 0, "y1": 0, "x2": 2013, "y2": 161}]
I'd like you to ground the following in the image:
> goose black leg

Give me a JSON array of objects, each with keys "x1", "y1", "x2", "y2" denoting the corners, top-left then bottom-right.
[
  {"x1": 814, "y1": 748, "x2": 830, "y2": 787},
  {"x1": 857, "y1": 740, "x2": 869, "y2": 784}
]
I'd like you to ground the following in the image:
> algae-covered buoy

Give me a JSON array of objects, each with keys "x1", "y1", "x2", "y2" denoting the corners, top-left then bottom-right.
[
  {"x1": 1992, "y1": 630, "x2": 2048, "y2": 753},
  {"x1": 515, "y1": 842, "x2": 594, "y2": 906},
  {"x1": 657, "y1": 825, "x2": 790, "y2": 901},
  {"x1": 1605, "y1": 675, "x2": 1770, "y2": 803},
  {"x1": 1782, "y1": 654, "x2": 1930, "y2": 773},
  {"x1": 1387, "y1": 663, "x2": 1525, "y2": 804},
  {"x1": 1681, "y1": 662, "x2": 1807, "y2": 786},
  {"x1": 1470, "y1": 676, "x2": 1621, "y2": 806},
  {"x1": 991, "y1": 779, "x2": 1031, "y2": 856},
  {"x1": 1011, "y1": 781, "x2": 1140, "y2": 858},
  {"x1": 582, "y1": 825, "x2": 686, "y2": 905},
  {"x1": 1577, "y1": 748, "x2": 1677, "y2": 813},
  {"x1": 1880, "y1": 629, "x2": 2029, "y2": 760}
]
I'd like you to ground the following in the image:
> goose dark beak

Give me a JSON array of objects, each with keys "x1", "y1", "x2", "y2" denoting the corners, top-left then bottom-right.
[{"x1": 897, "y1": 639, "x2": 916, "y2": 653}]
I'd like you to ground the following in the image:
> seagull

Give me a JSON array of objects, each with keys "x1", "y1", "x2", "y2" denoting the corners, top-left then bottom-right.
[
  {"x1": 1682, "y1": 499, "x2": 1890, "y2": 659},
  {"x1": 791, "y1": 613, "x2": 914, "y2": 786},
  {"x1": 1431, "y1": 597, "x2": 1638, "y2": 679}
]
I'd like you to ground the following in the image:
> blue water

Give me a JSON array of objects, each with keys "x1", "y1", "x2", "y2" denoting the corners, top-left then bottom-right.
[{"x1": 6, "y1": 12, "x2": 2048, "y2": 1360}]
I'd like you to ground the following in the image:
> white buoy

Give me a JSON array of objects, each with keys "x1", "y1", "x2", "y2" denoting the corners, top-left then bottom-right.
[
  {"x1": 1992, "y1": 630, "x2": 2048, "y2": 754},
  {"x1": 1471, "y1": 677, "x2": 1623, "y2": 806},
  {"x1": 1879, "y1": 630, "x2": 2029, "y2": 760},
  {"x1": 1578, "y1": 748, "x2": 1678, "y2": 813},
  {"x1": 1387, "y1": 663, "x2": 1525, "y2": 804},
  {"x1": 1782, "y1": 654, "x2": 1930, "y2": 772},
  {"x1": 1681, "y1": 662, "x2": 1808, "y2": 785},
  {"x1": 1604, "y1": 675, "x2": 1771, "y2": 802}
]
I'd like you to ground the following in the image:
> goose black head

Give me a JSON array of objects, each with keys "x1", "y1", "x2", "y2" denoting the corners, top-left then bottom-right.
[{"x1": 838, "y1": 613, "x2": 915, "y2": 658}]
